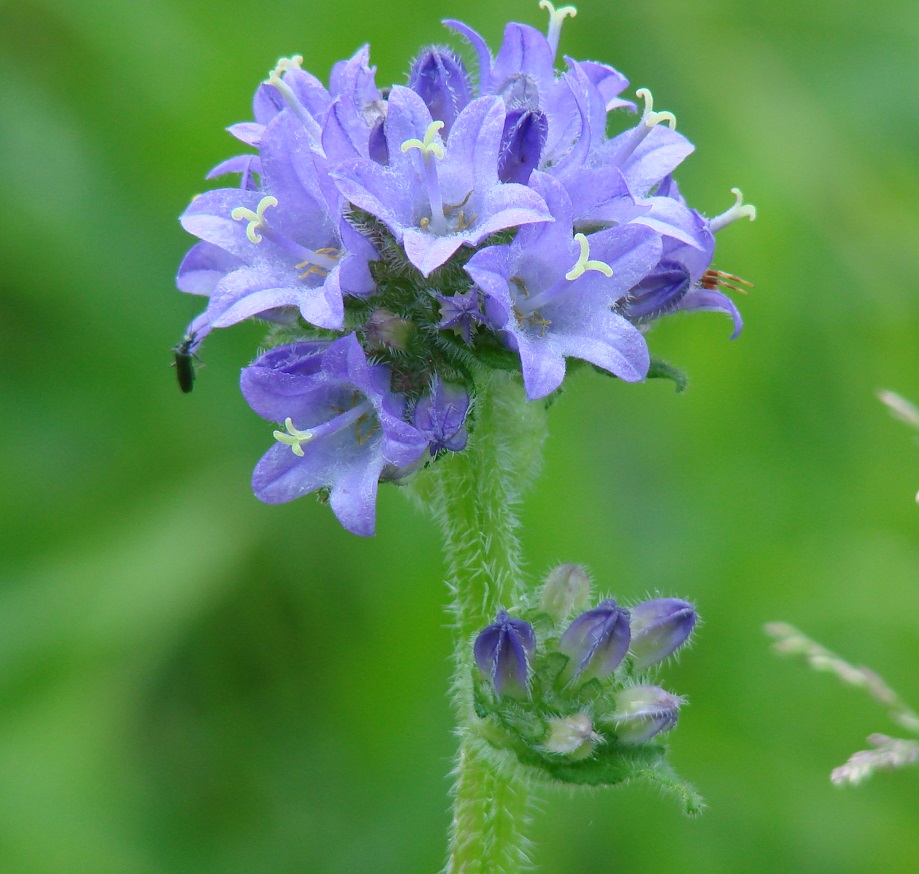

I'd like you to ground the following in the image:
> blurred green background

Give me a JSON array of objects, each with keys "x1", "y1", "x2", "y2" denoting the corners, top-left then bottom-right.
[{"x1": 2, "y1": 0, "x2": 918, "y2": 870}]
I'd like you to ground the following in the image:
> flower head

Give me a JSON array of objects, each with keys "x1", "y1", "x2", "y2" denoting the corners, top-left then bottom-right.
[{"x1": 175, "y1": 2, "x2": 753, "y2": 535}]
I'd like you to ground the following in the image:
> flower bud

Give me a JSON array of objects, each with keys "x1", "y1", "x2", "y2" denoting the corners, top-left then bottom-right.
[
  {"x1": 611, "y1": 685, "x2": 682, "y2": 744},
  {"x1": 363, "y1": 308, "x2": 414, "y2": 351},
  {"x1": 413, "y1": 377, "x2": 470, "y2": 454},
  {"x1": 543, "y1": 712, "x2": 600, "y2": 760},
  {"x1": 539, "y1": 563, "x2": 591, "y2": 623},
  {"x1": 474, "y1": 611, "x2": 536, "y2": 698},
  {"x1": 628, "y1": 598, "x2": 697, "y2": 670},
  {"x1": 558, "y1": 599, "x2": 631, "y2": 682},
  {"x1": 498, "y1": 108, "x2": 548, "y2": 184},
  {"x1": 408, "y1": 47, "x2": 473, "y2": 134}
]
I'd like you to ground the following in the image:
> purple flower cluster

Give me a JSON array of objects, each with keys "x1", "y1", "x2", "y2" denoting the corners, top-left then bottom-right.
[{"x1": 175, "y1": 2, "x2": 754, "y2": 534}]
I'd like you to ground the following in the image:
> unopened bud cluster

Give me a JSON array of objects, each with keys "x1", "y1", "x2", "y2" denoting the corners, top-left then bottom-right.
[{"x1": 472, "y1": 564, "x2": 696, "y2": 783}]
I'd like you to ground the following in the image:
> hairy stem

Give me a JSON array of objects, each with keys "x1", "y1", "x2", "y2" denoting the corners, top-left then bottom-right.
[{"x1": 419, "y1": 369, "x2": 547, "y2": 873}]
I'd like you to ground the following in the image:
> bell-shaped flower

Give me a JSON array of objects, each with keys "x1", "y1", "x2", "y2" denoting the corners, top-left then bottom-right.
[
  {"x1": 465, "y1": 172, "x2": 660, "y2": 400},
  {"x1": 612, "y1": 685, "x2": 682, "y2": 744},
  {"x1": 180, "y1": 110, "x2": 377, "y2": 334},
  {"x1": 474, "y1": 610, "x2": 537, "y2": 698},
  {"x1": 238, "y1": 47, "x2": 383, "y2": 160},
  {"x1": 240, "y1": 334, "x2": 427, "y2": 536},
  {"x1": 628, "y1": 598, "x2": 697, "y2": 670},
  {"x1": 330, "y1": 87, "x2": 552, "y2": 277},
  {"x1": 444, "y1": 13, "x2": 631, "y2": 168},
  {"x1": 558, "y1": 599, "x2": 631, "y2": 683},
  {"x1": 616, "y1": 177, "x2": 745, "y2": 338}
]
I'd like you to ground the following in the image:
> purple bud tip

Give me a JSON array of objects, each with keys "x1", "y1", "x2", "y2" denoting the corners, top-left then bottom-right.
[
  {"x1": 408, "y1": 47, "x2": 473, "y2": 134},
  {"x1": 413, "y1": 377, "x2": 471, "y2": 454},
  {"x1": 559, "y1": 599, "x2": 631, "y2": 682},
  {"x1": 498, "y1": 108, "x2": 548, "y2": 185},
  {"x1": 628, "y1": 598, "x2": 697, "y2": 670},
  {"x1": 612, "y1": 685, "x2": 682, "y2": 744},
  {"x1": 474, "y1": 610, "x2": 536, "y2": 698},
  {"x1": 368, "y1": 117, "x2": 389, "y2": 165}
]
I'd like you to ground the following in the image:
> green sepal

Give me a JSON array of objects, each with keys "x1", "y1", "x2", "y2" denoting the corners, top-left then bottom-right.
[
  {"x1": 522, "y1": 738, "x2": 703, "y2": 815},
  {"x1": 473, "y1": 710, "x2": 705, "y2": 816},
  {"x1": 518, "y1": 736, "x2": 666, "y2": 786},
  {"x1": 646, "y1": 357, "x2": 689, "y2": 393}
]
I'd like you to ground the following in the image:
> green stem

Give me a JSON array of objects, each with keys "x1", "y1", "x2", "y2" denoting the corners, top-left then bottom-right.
[{"x1": 418, "y1": 369, "x2": 548, "y2": 874}]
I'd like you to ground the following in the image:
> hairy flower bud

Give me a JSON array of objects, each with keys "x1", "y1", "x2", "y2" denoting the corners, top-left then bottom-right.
[
  {"x1": 543, "y1": 712, "x2": 600, "y2": 760},
  {"x1": 474, "y1": 611, "x2": 536, "y2": 698},
  {"x1": 413, "y1": 377, "x2": 470, "y2": 454},
  {"x1": 539, "y1": 563, "x2": 590, "y2": 623},
  {"x1": 408, "y1": 47, "x2": 473, "y2": 134},
  {"x1": 612, "y1": 685, "x2": 681, "y2": 744},
  {"x1": 364, "y1": 308, "x2": 414, "y2": 351},
  {"x1": 497, "y1": 108, "x2": 548, "y2": 184},
  {"x1": 559, "y1": 599, "x2": 631, "y2": 683},
  {"x1": 628, "y1": 598, "x2": 697, "y2": 669}
]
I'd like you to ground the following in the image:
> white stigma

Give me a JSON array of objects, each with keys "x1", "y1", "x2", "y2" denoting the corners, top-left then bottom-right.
[
  {"x1": 269, "y1": 55, "x2": 303, "y2": 79},
  {"x1": 540, "y1": 0, "x2": 577, "y2": 60},
  {"x1": 709, "y1": 187, "x2": 757, "y2": 233},
  {"x1": 636, "y1": 88, "x2": 677, "y2": 130},
  {"x1": 231, "y1": 195, "x2": 278, "y2": 243},
  {"x1": 265, "y1": 56, "x2": 322, "y2": 142},
  {"x1": 401, "y1": 120, "x2": 446, "y2": 160},
  {"x1": 565, "y1": 233, "x2": 614, "y2": 281},
  {"x1": 273, "y1": 417, "x2": 313, "y2": 456}
]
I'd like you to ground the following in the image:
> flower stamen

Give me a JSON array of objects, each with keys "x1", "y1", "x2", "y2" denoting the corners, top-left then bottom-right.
[
  {"x1": 444, "y1": 190, "x2": 473, "y2": 212},
  {"x1": 709, "y1": 187, "x2": 757, "y2": 233},
  {"x1": 273, "y1": 417, "x2": 314, "y2": 456},
  {"x1": 231, "y1": 195, "x2": 278, "y2": 243},
  {"x1": 565, "y1": 233, "x2": 614, "y2": 280},
  {"x1": 511, "y1": 277, "x2": 530, "y2": 297},
  {"x1": 296, "y1": 247, "x2": 340, "y2": 279},
  {"x1": 636, "y1": 88, "x2": 677, "y2": 130},
  {"x1": 355, "y1": 413, "x2": 379, "y2": 445},
  {"x1": 701, "y1": 268, "x2": 753, "y2": 294},
  {"x1": 454, "y1": 209, "x2": 477, "y2": 231},
  {"x1": 539, "y1": 1, "x2": 577, "y2": 60}
]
